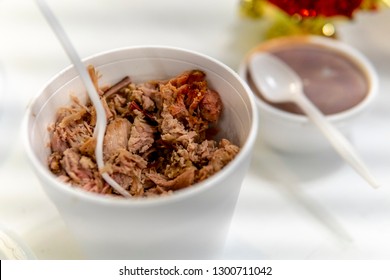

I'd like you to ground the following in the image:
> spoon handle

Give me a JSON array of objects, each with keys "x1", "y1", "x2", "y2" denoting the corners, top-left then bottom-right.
[{"x1": 294, "y1": 93, "x2": 380, "y2": 189}]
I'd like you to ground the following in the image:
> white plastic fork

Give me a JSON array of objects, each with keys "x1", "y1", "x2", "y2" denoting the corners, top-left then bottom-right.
[{"x1": 35, "y1": 0, "x2": 131, "y2": 197}]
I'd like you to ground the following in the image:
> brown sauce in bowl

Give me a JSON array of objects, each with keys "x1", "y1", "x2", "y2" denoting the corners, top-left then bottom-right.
[{"x1": 247, "y1": 44, "x2": 369, "y2": 115}]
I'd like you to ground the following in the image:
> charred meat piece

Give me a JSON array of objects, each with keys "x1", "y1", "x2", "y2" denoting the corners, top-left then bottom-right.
[{"x1": 200, "y1": 89, "x2": 222, "y2": 123}]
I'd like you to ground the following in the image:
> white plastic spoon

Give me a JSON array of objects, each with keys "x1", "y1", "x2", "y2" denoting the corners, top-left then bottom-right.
[
  {"x1": 35, "y1": 0, "x2": 131, "y2": 197},
  {"x1": 249, "y1": 52, "x2": 380, "y2": 189}
]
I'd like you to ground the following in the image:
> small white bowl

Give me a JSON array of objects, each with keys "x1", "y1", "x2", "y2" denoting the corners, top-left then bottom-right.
[
  {"x1": 24, "y1": 46, "x2": 258, "y2": 259},
  {"x1": 0, "y1": 225, "x2": 36, "y2": 260},
  {"x1": 239, "y1": 36, "x2": 378, "y2": 153}
]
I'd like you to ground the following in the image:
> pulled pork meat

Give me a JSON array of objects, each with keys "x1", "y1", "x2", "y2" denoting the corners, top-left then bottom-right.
[{"x1": 48, "y1": 68, "x2": 239, "y2": 197}]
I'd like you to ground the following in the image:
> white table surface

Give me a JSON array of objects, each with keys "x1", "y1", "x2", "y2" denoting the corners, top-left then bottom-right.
[{"x1": 1, "y1": 0, "x2": 390, "y2": 260}]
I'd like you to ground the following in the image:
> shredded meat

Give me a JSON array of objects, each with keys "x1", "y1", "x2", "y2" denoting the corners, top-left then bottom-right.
[
  {"x1": 128, "y1": 113, "x2": 155, "y2": 154},
  {"x1": 48, "y1": 68, "x2": 240, "y2": 198},
  {"x1": 103, "y1": 117, "x2": 131, "y2": 159}
]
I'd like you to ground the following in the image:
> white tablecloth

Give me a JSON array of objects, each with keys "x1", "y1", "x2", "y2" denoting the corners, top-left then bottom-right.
[{"x1": 1, "y1": 0, "x2": 390, "y2": 259}]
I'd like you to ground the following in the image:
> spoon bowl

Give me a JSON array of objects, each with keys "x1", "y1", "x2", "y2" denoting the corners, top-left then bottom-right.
[{"x1": 250, "y1": 53, "x2": 303, "y2": 103}]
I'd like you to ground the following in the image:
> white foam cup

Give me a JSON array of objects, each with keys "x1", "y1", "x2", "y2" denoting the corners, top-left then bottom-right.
[{"x1": 24, "y1": 46, "x2": 258, "y2": 259}]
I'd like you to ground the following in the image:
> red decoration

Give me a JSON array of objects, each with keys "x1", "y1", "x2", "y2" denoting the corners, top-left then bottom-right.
[{"x1": 268, "y1": 0, "x2": 364, "y2": 18}]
